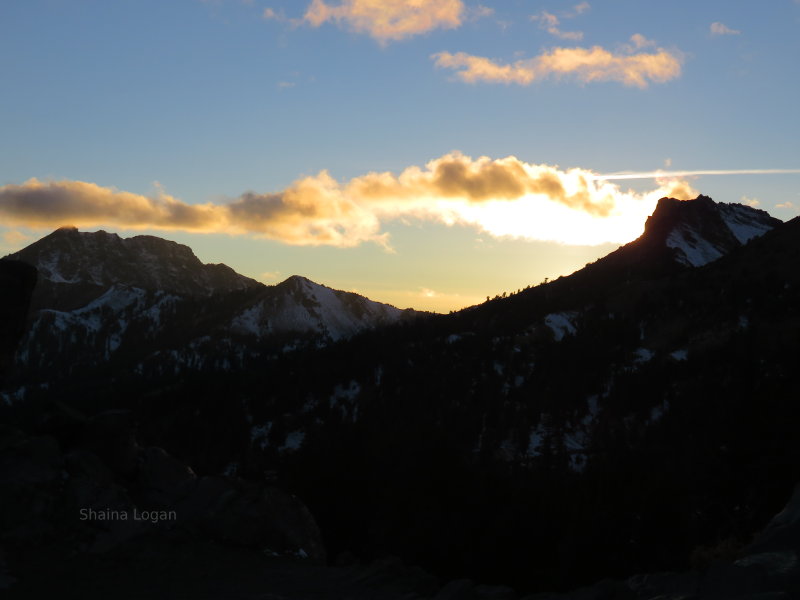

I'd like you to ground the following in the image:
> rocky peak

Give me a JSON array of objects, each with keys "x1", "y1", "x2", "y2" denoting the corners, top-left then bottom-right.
[
  {"x1": 643, "y1": 195, "x2": 781, "y2": 267},
  {"x1": 7, "y1": 228, "x2": 261, "y2": 296}
]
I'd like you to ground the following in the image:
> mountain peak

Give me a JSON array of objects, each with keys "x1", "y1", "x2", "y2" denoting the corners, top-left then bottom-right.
[
  {"x1": 7, "y1": 228, "x2": 260, "y2": 296},
  {"x1": 643, "y1": 195, "x2": 780, "y2": 267}
]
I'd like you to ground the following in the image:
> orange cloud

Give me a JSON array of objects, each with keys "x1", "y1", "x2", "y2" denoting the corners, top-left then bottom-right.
[
  {"x1": 531, "y1": 8, "x2": 584, "y2": 41},
  {"x1": 302, "y1": 0, "x2": 466, "y2": 43},
  {"x1": 0, "y1": 154, "x2": 699, "y2": 248},
  {"x1": 433, "y1": 40, "x2": 682, "y2": 88}
]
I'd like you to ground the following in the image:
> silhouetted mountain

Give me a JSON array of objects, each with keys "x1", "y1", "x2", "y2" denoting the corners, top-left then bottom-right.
[
  {"x1": 11, "y1": 226, "x2": 259, "y2": 310},
  {"x1": 3, "y1": 196, "x2": 799, "y2": 598},
  {"x1": 3, "y1": 228, "x2": 418, "y2": 393}
]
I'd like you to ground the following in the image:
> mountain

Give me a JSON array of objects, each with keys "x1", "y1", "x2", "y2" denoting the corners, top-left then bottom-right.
[
  {"x1": 146, "y1": 194, "x2": 793, "y2": 592},
  {"x1": 11, "y1": 226, "x2": 260, "y2": 310},
  {"x1": 627, "y1": 194, "x2": 780, "y2": 267},
  {"x1": 3, "y1": 195, "x2": 799, "y2": 597},
  {"x1": 3, "y1": 228, "x2": 418, "y2": 392}
]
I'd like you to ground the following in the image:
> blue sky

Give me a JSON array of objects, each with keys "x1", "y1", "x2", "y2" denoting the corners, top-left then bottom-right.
[{"x1": 2, "y1": 0, "x2": 799, "y2": 310}]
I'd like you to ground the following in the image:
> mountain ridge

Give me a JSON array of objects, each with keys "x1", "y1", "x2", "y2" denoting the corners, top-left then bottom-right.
[{"x1": 2, "y1": 227, "x2": 420, "y2": 390}]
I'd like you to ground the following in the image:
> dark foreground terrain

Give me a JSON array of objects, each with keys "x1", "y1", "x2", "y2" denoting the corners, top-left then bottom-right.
[{"x1": 3, "y1": 196, "x2": 800, "y2": 598}]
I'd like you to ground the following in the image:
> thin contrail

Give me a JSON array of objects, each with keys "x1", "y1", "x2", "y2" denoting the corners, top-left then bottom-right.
[{"x1": 593, "y1": 168, "x2": 800, "y2": 181}]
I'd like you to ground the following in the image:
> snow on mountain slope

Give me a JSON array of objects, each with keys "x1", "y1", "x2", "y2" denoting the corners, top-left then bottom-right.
[
  {"x1": 8, "y1": 226, "x2": 260, "y2": 296},
  {"x1": 665, "y1": 225, "x2": 726, "y2": 267},
  {"x1": 654, "y1": 196, "x2": 781, "y2": 267},
  {"x1": 5, "y1": 228, "x2": 417, "y2": 387},
  {"x1": 230, "y1": 276, "x2": 407, "y2": 341},
  {"x1": 717, "y1": 202, "x2": 777, "y2": 244}
]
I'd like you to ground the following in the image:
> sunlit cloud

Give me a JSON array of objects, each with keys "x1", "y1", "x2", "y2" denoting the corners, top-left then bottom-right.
[
  {"x1": 776, "y1": 201, "x2": 798, "y2": 212},
  {"x1": 531, "y1": 10, "x2": 583, "y2": 41},
  {"x1": 0, "y1": 154, "x2": 705, "y2": 248},
  {"x1": 1, "y1": 230, "x2": 32, "y2": 249},
  {"x1": 741, "y1": 196, "x2": 760, "y2": 207},
  {"x1": 531, "y1": 3, "x2": 589, "y2": 41},
  {"x1": 626, "y1": 33, "x2": 656, "y2": 50},
  {"x1": 302, "y1": 0, "x2": 467, "y2": 44},
  {"x1": 432, "y1": 38, "x2": 682, "y2": 88},
  {"x1": 710, "y1": 22, "x2": 741, "y2": 36},
  {"x1": 260, "y1": 271, "x2": 283, "y2": 282}
]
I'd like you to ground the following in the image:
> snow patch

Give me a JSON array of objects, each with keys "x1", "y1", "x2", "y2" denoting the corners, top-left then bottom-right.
[
  {"x1": 230, "y1": 303, "x2": 266, "y2": 337},
  {"x1": 670, "y1": 349, "x2": 688, "y2": 361},
  {"x1": 719, "y1": 203, "x2": 776, "y2": 244},
  {"x1": 280, "y1": 431, "x2": 305, "y2": 452},
  {"x1": 526, "y1": 423, "x2": 546, "y2": 458},
  {"x1": 544, "y1": 311, "x2": 577, "y2": 341},
  {"x1": 667, "y1": 225, "x2": 724, "y2": 267},
  {"x1": 250, "y1": 423, "x2": 272, "y2": 450}
]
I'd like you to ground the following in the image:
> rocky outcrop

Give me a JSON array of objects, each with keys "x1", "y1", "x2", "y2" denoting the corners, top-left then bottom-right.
[{"x1": 0, "y1": 409, "x2": 326, "y2": 595}]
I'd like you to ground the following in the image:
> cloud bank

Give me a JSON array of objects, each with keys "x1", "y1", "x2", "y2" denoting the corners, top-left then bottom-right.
[
  {"x1": 433, "y1": 37, "x2": 682, "y2": 88},
  {"x1": 0, "y1": 154, "x2": 699, "y2": 247},
  {"x1": 302, "y1": 0, "x2": 466, "y2": 43}
]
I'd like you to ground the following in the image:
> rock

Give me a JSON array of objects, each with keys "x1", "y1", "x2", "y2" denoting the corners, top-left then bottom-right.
[
  {"x1": 82, "y1": 410, "x2": 139, "y2": 477},
  {"x1": 474, "y1": 583, "x2": 518, "y2": 599},
  {"x1": 137, "y1": 446, "x2": 196, "y2": 506},
  {"x1": 747, "y1": 484, "x2": 800, "y2": 554},
  {"x1": 434, "y1": 579, "x2": 478, "y2": 600},
  {"x1": 626, "y1": 571, "x2": 700, "y2": 599},
  {"x1": 352, "y1": 556, "x2": 439, "y2": 597},
  {"x1": 0, "y1": 432, "x2": 63, "y2": 545},
  {"x1": 0, "y1": 431, "x2": 61, "y2": 484},
  {"x1": 176, "y1": 475, "x2": 326, "y2": 562}
]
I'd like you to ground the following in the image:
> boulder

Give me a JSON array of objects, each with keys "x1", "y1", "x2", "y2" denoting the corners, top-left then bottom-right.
[{"x1": 82, "y1": 410, "x2": 140, "y2": 477}]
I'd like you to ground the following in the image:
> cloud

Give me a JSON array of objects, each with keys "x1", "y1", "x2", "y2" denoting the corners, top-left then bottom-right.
[
  {"x1": 776, "y1": 201, "x2": 798, "y2": 211},
  {"x1": 0, "y1": 154, "x2": 701, "y2": 247},
  {"x1": 627, "y1": 33, "x2": 656, "y2": 50},
  {"x1": 432, "y1": 42, "x2": 682, "y2": 88},
  {"x1": 531, "y1": 4, "x2": 590, "y2": 41},
  {"x1": 741, "y1": 196, "x2": 760, "y2": 207},
  {"x1": 1, "y1": 230, "x2": 32, "y2": 248},
  {"x1": 260, "y1": 271, "x2": 283, "y2": 282},
  {"x1": 302, "y1": 0, "x2": 466, "y2": 43},
  {"x1": 572, "y1": 2, "x2": 590, "y2": 15},
  {"x1": 710, "y1": 22, "x2": 741, "y2": 36},
  {"x1": 531, "y1": 10, "x2": 583, "y2": 41}
]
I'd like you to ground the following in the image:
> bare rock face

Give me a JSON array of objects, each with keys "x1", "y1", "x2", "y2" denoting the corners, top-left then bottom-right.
[{"x1": 8, "y1": 226, "x2": 260, "y2": 300}]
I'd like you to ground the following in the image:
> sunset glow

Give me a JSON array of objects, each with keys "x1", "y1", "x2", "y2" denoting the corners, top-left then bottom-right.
[{"x1": 2, "y1": 1, "x2": 799, "y2": 312}]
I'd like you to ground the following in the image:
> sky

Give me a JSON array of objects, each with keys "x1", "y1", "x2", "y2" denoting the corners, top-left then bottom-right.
[{"x1": 1, "y1": 0, "x2": 799, "y2": 312}]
